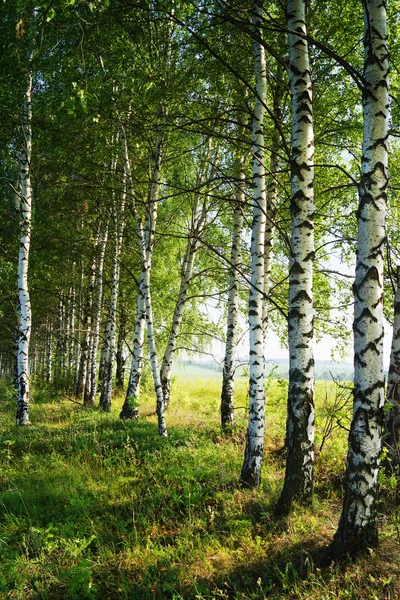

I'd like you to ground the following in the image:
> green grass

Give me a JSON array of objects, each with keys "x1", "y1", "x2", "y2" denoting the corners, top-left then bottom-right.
[{"x1": 0, "y1": 377, "x2": 399, "y2": 599}]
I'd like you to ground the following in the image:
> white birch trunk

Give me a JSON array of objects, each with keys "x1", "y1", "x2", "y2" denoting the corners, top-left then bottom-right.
[
  {"x1": 384, "y1": 266, "x2": 400, "y2": 467},
  {"x1": 159, "y1": 138, "x2": 219, "y2": 409},
  {"x1": 221, "y1": 161, "x2": 244, "y2": 430},
  {"x1": 86, "y1": 224, "x2": 108, "y2": 406},
  {"x1": 262, "y1": 65, "x2": 283, "y2": 345},
  {"x1": 159, "y1": 243, "x2": 196, "y2": 407},
  {"x1": 120, "y1": 272, "x2": 146, "y2": 419},
  {"x1": 278, "y1": 0, "x2": 315, "y2": 511},
  {"x1": 100, "y1": 155, "x2": 126, "y2": 412},
  {"x1": 332, "y1": 0, "x2": 389, "y2": 558},
  {"x1": 240, "y1": 0, "x2": 267, "y2": 487},
  {"x1": 16, "y1": 68, "x2": 33, "y2": 426}
]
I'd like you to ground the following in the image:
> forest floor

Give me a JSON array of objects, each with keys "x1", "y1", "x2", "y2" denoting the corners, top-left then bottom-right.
[{"x1": 0, "y1": 376, "x2": 399, "y2": 599}]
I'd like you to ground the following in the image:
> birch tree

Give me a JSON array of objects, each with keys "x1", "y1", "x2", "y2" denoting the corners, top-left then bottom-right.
[
  {"x1": 277, "y1": 0, "x2": 315, "y2": 511},
  {"x1": 240, "y1": 0, "x2": 267, "y2": 488},
  {"x1": 160, "y1": 139, "x2": 219, "y2": 409},
  {"x1": 16, "y1": 57, "x2": 33, "y2": 426},
  {"x1": 332, "y1": 0, "x2": 389, "y2": 558},
  {"x1": 119, "y1": 133, "x2": 167, "y2": 436},
  {"x1": 383, "y1": 266, "x2": 400, "y2": 469},
  {"x1": 100, "y1": 145, "x2": 127, "y2": 412},
  {"x1": 220, "y1": 154, "x2": 245, "y2": 430}
]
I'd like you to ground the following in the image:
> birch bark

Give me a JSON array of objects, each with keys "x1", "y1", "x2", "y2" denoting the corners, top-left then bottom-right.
[
  {"x1": 159, "y1": 142, "x2": 217, "y2": 409},
  {"x1": 86, "y1": 224, "x2": 108, "y2": 406},
  {"x1": 278, "y1": 0, "x2": 315, "y2": 511},
  {"x1": 100, "y1": 151, "x2": 126, "y2": 412},
  {"x1": 221, "y1": 160, "x2": 244, "y2": 430},
  {"x1": 384, "y1": 266, "x2": 400, "y2": 468},
  {"x1": 119, "y1": 134, "x2": 167, "y2": 435},
  {"x1": 16, "y1": 66, "x2": 33, "y2": 426},
  {"x1": 240, "y1": 0, "x2": 267, "y2": 487},
  {"x1": 332, "y1": 0, "x2": 389, "y2": 558},
  {"x1": 263, "y1": 66, "x2": 283, "y2": 345}
]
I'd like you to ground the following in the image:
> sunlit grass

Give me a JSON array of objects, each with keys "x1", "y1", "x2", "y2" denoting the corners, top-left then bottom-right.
[{"x1": 0, "y1": 376, "x2": 399, "y2": 599}]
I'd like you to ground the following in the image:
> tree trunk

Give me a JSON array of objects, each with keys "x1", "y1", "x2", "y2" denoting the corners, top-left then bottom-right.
[
  {"x1": 116, "y1": 300, "x2": 127, "y2": 389},
  {"x1": 240, "y1": 0, "x2": 267, "y2": 488},
  {"x1": 100, "y1": 146, "x2": 126, "y2": 412},
  {"x1": 120, "y1": 272, "x2": 146, "y2": 419},
  {"x1": 331, "y1": 0, "x2": 389, "y2": 559},
  {"x1": 160, "y1": 138, "x2": 218, "y2": 409},
  {"x1": 383, "y1": 266, "x2": 400, "y2": 469},
  {"x1": 75, "y1": 246, "x2": 97, "y2": 399},
  {"x1": 16, "y1": 67, "x2": 33, "y2": 426},
  {"x1": 221, "y1": 160, "x2": 244, "y2": 430},
  {"x1": 278, "y1": 0, "x2": 315, "y2": 512},
  {"x1": 262, "y1": 63, "x2": 283, "y2": 345},
  {"x1": 86, "y1": 224, "x2": 108, "y2": 406}
]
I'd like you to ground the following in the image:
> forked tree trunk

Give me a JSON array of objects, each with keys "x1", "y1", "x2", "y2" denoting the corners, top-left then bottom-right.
[
  {"x1": 121, "y1": 134, "x2": 167, "y2": 435},
  {"x1": 159, "y1": 143, "x2": 216, "y2": 409},
  {"x1": 383, "y1": 266, "x2": 400, "y2": 469},
  {"x1": 142, "y1": 136, "x2": 167, "y2": 436},
  {"x1": 278, "y1": 0, "x2": 315, "y2": 512},
  {"x1": 240, "y1": 0, "x2": 267, "y2": 488},
  {"x1": 332, "y1": 0, "x2": 389, "y2": 559},
  {"x1": 221, "y1": 160, "x2": 244, "y2": 430},
  {"x1": 160, "y1": 242, "x2": 196, "y2": 408},
  {"x1": 16, "y1": 67, "x2": 33, "y2": 426}
]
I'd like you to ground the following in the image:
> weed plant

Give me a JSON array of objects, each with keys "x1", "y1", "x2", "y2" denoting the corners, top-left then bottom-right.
[{"x1": 0, "y1": 376, "x2": 399, "y2": 599}]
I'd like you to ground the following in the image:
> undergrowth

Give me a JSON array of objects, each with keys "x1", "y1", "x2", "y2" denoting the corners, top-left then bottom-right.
[{"x1": 0, "y1": 377, "x2": 399, "y2": 599}]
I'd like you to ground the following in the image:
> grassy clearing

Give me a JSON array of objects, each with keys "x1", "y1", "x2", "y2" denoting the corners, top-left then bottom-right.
[{"x1": 0, "y1": 376, "x2": 399, "y2": 599}]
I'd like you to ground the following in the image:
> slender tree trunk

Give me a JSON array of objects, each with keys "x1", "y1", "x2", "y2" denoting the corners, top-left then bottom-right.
[
  {"x1": 45, "y1": 319, "x2": 52, "y2": 384},
  {"x1": 86, "y1": 224, "x2": 108, "y2": 406},
  {"x1": 160, "y1": 241, "x2": 196, "y2": 408},
  {"x1": 331, "y1": 0, "x2": 389, "y2": 559},
  {"x1": 221, "y1": 161, "x2": 244, "y2": 430},
  {"x1": 160, "y1": 139, "x2": 218, "y2": 409},
  {"x1": 116, "y1": 300, "x2": 127, "y2": 389},
  {"x1": 143, "y1": 260, "x2": 167, "y2": 437},
  {"x1": 240, "y1": 0, "x2": 267, "y2": 487},
  {"x1": 120, "y1": 272, "x2": 146, "y2": 419},
  {"x1": 16, "y1": 67, "x2": 33, "y2": 426},
  {"x1": 384, "y1": 266, "x2": 400, "y2": 469},
  {"x1": 100, "y1": 160, "x2": 126, "y2": 412},
  {"x1": 278, "y1": 0, "x2": 315, "y2": 511},
  {"x1": 75, "y1": 247, "x2": 97, "y2": 399},
  {"x1": 263, "y1": 64, "x2": 283, "y2": 344}
]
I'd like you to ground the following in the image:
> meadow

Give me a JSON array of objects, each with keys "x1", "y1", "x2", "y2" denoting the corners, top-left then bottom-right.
[{"x1": 0, "y1": 375, "x2": 399, "y2": 599}]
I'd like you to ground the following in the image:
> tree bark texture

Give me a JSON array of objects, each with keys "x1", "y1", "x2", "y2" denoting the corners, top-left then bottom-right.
[
  {"x1": 384, "y1": 266, "x2": 400, "y2": 469},
  {"x1": 16, "y1": 68, "x2": 33, "y2": 426},
  {"x1": 332, "y1": 0, "x2": 389, "y2": 559},
  {"x1": 100, "y1": 144, "x2": 126, "y2": 412},
  {"x1": 240, "y1": 0, "x2": 267, "y2": 488},
  {"x1": 86, "y1": 224, "x2": 108, "y2": 406},
  {"x1": 160, "y1": 140, "x2": 217, "y2": 409},
  {"x1": 277, "y1": 0, "x2": 315, "y2": 511},
  {"x1": 221, "y1": 159, "x2": 244, "y2": 430}
]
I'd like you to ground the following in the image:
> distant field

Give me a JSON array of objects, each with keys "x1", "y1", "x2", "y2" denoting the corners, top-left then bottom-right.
[{"x1": 173, "y1": 361, "x2": 354, "y2": 381}]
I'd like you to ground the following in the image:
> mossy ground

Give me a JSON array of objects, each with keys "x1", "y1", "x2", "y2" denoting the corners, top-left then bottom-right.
[{"x1": 0, "y1": 376, "x2": 399, "y2": 599}]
